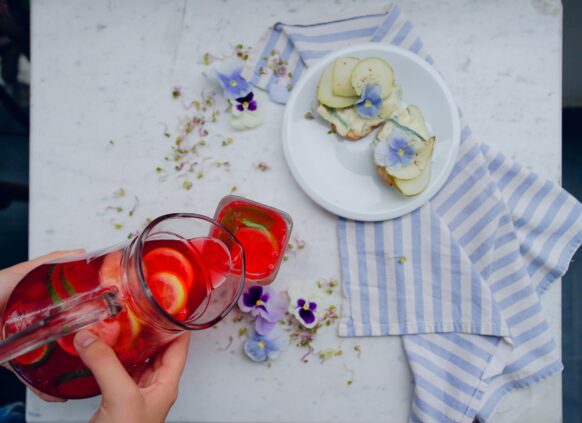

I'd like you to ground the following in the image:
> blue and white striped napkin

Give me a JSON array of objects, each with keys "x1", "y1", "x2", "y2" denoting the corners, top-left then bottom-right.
[{"x1": 245, "y1": 4, "x2": 582, "y2": 422}]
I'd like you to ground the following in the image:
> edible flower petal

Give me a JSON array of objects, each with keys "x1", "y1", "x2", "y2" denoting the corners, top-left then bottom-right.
[
  {"x1": 238, "y1": 285, "x2": 288, "y2": 334},
  {"x1": 243, "y1": 326, "x2": 289, "y2": 362},
  {"x1": 287, "y1": 282, "x2": 326, "y2": 329},
  {"x1": 355, "y1": 84, "x2": 383, "y2": 119},
  {"x1": 235, "y1": 92, "x2": 257, "y2": 112},
  {"x1": 230, "y1": 100, "x2": 263, "y2": 130},
  {"x1": 213, "y1": 58, "x2": 252, "y2": 100},
  {"x1": 385, "y1": 128, "x2": 416, "y2": 169}
]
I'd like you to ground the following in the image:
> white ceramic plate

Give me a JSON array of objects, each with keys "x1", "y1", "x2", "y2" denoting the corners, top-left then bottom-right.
[{"x1": 282, "y1": 44, "x2": 461, "y2": 221}]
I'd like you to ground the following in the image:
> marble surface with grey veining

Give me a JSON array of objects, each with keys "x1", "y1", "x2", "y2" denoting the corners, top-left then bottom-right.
[{"x1": 27, "y1": 0, "x2": 563, "y2": 422}]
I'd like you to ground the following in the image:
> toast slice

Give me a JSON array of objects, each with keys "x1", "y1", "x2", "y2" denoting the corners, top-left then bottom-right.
[
  {"x1": 375, "y1": 164, "x2": 395, "y2": 186},
  {"x1": 331, "y1": 123, "x2": 376, "y2": 141}
]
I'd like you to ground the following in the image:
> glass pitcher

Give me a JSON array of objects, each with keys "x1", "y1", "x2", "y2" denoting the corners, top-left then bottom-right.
[{"x1": 0, "y1": 213, "x2": 245, "y2": 399}]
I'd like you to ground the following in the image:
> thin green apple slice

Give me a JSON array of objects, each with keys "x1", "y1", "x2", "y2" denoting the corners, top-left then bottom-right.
[
  {"x1": 332, "y1": 57, "x2": 359, "y2": 97},
  {"x1": 317, "y1": 63, "x2": 359, "y2": 108},
  {"x1": 393, "y1": 159, "x2": 432, "y2": 196},
  {"x1": 350, "y1": 57, "x2": 395, "y2": 99}
]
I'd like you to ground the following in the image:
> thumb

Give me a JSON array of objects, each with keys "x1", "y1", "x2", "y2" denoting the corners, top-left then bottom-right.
[{"x1": 74, "y1": 330, "x2": 141, "y2": 404}]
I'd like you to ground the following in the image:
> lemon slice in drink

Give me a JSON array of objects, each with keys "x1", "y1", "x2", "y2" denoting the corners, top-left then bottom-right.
[{"x1": 147, "y1": 271, "x2": 188, "y2": 316}]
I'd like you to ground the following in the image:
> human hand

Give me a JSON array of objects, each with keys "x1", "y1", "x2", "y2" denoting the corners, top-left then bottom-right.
[
  {"x1": 74, "y1": 330, "x2": 190, "y2": 423},
  {"x1": 0, "y1": 249, "x2": 85, "y2": 402}
]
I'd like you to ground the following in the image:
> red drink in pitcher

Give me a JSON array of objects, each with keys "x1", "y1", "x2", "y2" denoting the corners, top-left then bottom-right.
[{"x1": 0, "y1": 214, "x2": 245, "y2": 399}]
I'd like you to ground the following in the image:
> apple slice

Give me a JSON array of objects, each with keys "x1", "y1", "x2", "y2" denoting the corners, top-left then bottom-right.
[
  {"x1": 350, "y1": 57, "x2": 395, "y2": 99},
  {"x1": 317, "y1": 63, "x2": 359, "y2": 108},
  {"x1": 332, "y1": 57, "x2": 359, "y2": 97},
  {"x1": 393, "y1": 159, "x2": 433, "y2": 196}
]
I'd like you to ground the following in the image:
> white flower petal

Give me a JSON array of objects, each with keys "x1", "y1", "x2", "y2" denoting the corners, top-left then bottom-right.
[
  {"x1": 286, "y1": 281, "x2": 330, "y2": 324},
  {"x1": 230, "y1": 109, "x2": 263, "y2": 131}
]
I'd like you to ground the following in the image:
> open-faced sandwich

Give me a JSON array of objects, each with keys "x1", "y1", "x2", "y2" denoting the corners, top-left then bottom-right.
[
  {"x1": 372, "y1": 105, "x2": 436, "y2": 196},
  {"x1": 316, "y1": 56, "x2": 401, "y2": 140}
]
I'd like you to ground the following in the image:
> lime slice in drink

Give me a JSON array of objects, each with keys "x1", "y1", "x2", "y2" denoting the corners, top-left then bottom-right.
[{"x1": 13, "y1": 344, "x2": 53, "y2": 367}]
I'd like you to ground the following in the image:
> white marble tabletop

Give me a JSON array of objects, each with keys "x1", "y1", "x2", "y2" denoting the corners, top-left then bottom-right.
[{"x1": 27, "y1": 0, "x2": 563, "y2": 422}]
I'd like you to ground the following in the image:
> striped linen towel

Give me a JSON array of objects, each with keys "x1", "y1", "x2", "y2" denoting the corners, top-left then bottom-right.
[{"x1": 244, "y1": 4, "x2": 582, "y2": 423}]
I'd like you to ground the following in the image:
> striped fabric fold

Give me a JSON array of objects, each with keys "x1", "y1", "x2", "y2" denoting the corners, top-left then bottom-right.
[
  {"x1": 243, "y1": 5, "x2": 433, "y2": 103},
  {"x1": 245, "y1": 4, "x2": 582, "y2": 422}
]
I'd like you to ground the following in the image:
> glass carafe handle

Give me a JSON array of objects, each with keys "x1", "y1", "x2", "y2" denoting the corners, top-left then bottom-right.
[{"x1": 0, "y1": 287, "x2": 122, "y2": 365}]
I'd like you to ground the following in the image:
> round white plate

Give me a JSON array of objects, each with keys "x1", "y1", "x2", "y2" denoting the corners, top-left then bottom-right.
[{"x1": 282, "y1": 44, "x2": 461, "y2": 221}]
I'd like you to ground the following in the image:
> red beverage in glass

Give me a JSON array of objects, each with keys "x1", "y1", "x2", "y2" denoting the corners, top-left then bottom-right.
[
  {"x1": 214, "y1": 196, "x2": 293, "y2": 285},
  {"x1": 0, "y1": 213, "x2": 244, "y2": 399}
]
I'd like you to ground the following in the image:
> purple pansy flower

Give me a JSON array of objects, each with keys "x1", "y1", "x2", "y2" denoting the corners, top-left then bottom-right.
[
  {"x1": 243, "y1": 326, "x2": 289, "y2": 362},
  {"x1": 213, "y1": 59, "x2": 252, "y2": 100},
  {"x1": 355, "y1": 84, "x2": 383, "y2": 119},
  {"x1": 238, "y1": 285, "x2": 288, "y2": 335},
  {"x1": 287, "y1": 283, "x2": 326, "y2": 329},
  {"x1": 296, "y1": 298, "x2": 317, "y2": 327},
  {"x1": 235, "y1": 92, "x2": 257, "y2": 112}
]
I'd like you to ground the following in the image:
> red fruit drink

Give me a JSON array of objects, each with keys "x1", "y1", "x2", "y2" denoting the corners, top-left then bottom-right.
[
  {"x1": 214, "y1": 196, "x2": 293, "y2": 285},
  {"x1": 1, "y1": 214, "x2": 244, "y2": 399},
  {"x1": 0, "y1": 198, "x2": 293, "y2": 400}
]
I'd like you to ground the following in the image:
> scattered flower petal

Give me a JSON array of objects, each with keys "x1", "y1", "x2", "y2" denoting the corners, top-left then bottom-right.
[{"x1": 257, "y1": 162, "x2": 270, "y2": 172}]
